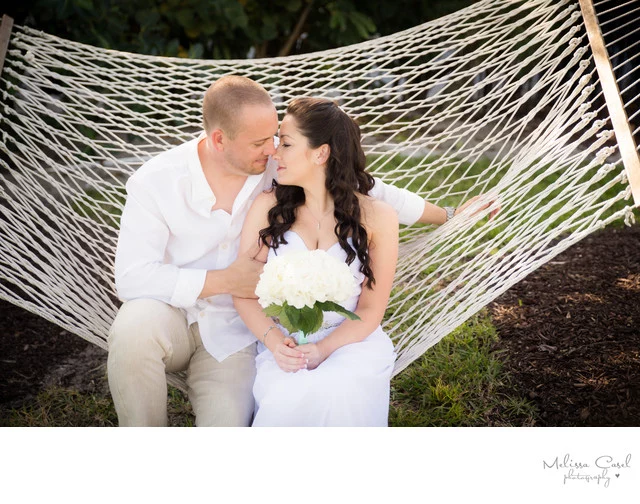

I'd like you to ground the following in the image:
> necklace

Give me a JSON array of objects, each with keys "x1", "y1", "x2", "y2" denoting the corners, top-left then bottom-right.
[{"x1": 306, "y1": 205, "x2": 334, "y2": 230}]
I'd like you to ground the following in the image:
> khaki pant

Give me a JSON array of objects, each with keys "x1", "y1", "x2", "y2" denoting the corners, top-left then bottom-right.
[{"x1": 107, "y1": 299, "x2": 256, "y2": 427}]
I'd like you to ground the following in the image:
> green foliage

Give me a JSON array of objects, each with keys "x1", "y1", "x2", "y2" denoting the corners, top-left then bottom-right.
[
  {"x1": 13, "y1": 0, "x2": 371, "y2": 58},
  {"x1": 360, "y1": 0, "x2": 479, "y2": 38},
  {"x1": 10, "y1": 0, "x2": 479, "y2": 59},
  {"x1": 317, "y1": 301, "x2": 360, "y2": 321},
  {"x1": 265, "y1": 300, "x2": 359, "y2": 337}
]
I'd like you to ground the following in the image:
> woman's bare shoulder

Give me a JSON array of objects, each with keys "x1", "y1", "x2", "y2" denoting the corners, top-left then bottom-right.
[
  {"x1": 254, "y1": 188, "x2": 277, "y2": 208},
  {"x1": 245, "y1": 189, "x2": 277, "y2": 229},
  {"x1": 357, "y1": 194, "x2": 398, "y2": 228}
]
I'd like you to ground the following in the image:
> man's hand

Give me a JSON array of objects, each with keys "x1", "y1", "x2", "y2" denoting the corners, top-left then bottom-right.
[
  {"x1": 225, "y1": 255, "x2": 265, "y2": 298},
  {"x1": 200, "y1": 255, "x2": 264, "y2": 299}
]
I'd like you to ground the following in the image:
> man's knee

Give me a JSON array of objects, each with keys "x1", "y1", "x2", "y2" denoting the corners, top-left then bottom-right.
[
  {"x1": 108, "y1": 299, "x2": 189, "y2": 368},
  {"x1": 189, "y1": 346, "x2": 257, "y2": 427},
  {"x1": 109, "y1": 299, "x2": 176, "y2": 345},
  {"x1": 195, "y1": 391, "x2": 255, "y2": 427}
]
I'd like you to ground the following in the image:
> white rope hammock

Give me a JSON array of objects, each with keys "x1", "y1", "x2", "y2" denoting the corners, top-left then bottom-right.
[{"x1": 1, "y1": 0, "x2": 638, "y2": 389}]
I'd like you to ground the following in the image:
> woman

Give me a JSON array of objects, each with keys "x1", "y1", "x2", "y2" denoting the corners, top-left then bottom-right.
[{"x1": 233, "y1": 97, "x2": 398, "y2": 426}]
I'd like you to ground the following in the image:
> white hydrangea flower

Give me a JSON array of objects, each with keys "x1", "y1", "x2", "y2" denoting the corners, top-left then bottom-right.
[{"x1": 256, "y1": 249, "x2": 357, "y2": 310}]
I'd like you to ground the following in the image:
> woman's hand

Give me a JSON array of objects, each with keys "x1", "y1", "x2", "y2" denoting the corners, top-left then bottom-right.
[
  {"x1": 455, "y1": 194, "x2": 500, "y2": 220},
  {"x1": 271, "y1": 336, "x2": 307, "y2": 373},
  {"x1": 296, "y1": 343, "x2": 327, "y2": 371}
]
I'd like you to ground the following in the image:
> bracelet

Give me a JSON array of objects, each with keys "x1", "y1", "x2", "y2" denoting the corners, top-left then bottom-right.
[
  {"x1": 444, "y1": 206, "x2": 456, "y2": 222},
  {"x1": 262, "y1": 325, "x2": 277, "y2": 345}
]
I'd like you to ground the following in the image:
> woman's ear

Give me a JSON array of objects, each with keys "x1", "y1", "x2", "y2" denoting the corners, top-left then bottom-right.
[{"x1": 316, "y1": 144, "x2": 330, "y2": 165}]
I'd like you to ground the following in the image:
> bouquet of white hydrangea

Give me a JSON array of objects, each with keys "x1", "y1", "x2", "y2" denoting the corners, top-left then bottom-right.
[{"x1": 255, "y1": 249, "x2": 361, "y2": 344}]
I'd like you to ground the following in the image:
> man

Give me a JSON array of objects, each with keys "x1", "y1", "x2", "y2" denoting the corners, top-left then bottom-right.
[{"x1": 108, "y1": 75, "x2": 489, "y2": 427}]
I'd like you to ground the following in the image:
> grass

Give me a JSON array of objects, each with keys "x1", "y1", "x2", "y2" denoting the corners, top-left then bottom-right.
[
  {"x1": 2, "y1": 388, "x2": 118, "y2": 427},
  {"x1": 368, "y1": 151, "x2": 631, "y2": 221},
  {"x1": 1, "y1": 310, "x2": 536, "y2": 427},
  {"x1": 71, "y1": 186, "x2": 126, "y2": 227},
  {"x1": 389, "y1": 310, "x2": 537, "y2": 426},
  {"x1": 1, "y1": 385, "x2": 194, "y2": 427}
]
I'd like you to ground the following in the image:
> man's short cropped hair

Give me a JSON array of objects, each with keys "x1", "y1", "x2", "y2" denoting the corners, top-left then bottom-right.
[{"x1": 202, "y1": 75, "x2": 273, "y2": 138}]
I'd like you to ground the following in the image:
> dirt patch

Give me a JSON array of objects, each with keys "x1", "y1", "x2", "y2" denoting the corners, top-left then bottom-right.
[
  {"x1": 0, "y1": 225, "x2": 639, "y2": 425},
  {"x1": 0, "y1": 305, "x2": 108, "y2": 412},
  {"x1": 489, "y1": 226, "x2": 640, "y2": 426}
]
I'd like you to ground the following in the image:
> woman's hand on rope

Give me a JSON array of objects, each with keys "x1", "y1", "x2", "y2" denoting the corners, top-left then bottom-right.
[{"x1": 455, "y1": 194, "x2": 500, "y2": 221}]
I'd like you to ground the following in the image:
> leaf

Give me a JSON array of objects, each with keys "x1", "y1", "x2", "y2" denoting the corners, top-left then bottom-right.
[
  {"x1": 279, "y1": 303, "x2": 324, "y2": 336},
  {"x1": 284, "y1": 0, "x2": 303, "y2": 13},
  {"x1": 188, "y1": 43, "x2": 204, "y2": 59},
  {"x1": 298, "y1": 305, "x2": 324, "y2": 335},
  {"x1": 73, "y1": 0, "x2": 95, "y2": 11},
  {"x1": 283, "y1": 303, "x2": 302, "y2": 332},
  {"x1": 223, "y1": 2, "x2": 249, "y2": 29},
  {"x1": 260, "y1": 16, "x2": 279, "y2": 40},
  {"x1": 348, "y1": 11, "x2": 376, "y2": 39},
  {"x1": 165, "y1": 38, "x2": 180, "y2": 56},
  {"x1": 200, "y1": 21, "x2": 219, "y2": 36},
  {"x1": 263, "y1": 304, "x2": 283, "y2": 318},
  {"x1": 135, "y1": 9, "x2": 161, "y2": 27},
  {"x1": 277, "y1": 307, "x2": 295, "y2": 335},
  {"x1": 330, "y1": 12, "x2": 347, "y2": 32},
  {"x1": 175, "y1": 9, "x2": 197, "y2": 30},
  {"x1": 317, "y1": 301, "x2": 361, "y2": 321},
  {"x1": 185, "y1": 27, "x2": 201, "y2": 39}
]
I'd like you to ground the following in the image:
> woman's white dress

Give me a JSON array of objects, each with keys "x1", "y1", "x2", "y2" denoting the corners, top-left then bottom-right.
[{"x1": 252, "y1": 230, "x2": 396, "y2": 427}]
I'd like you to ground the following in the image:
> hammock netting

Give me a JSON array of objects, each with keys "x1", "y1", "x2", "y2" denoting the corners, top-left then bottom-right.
[{"x1": 1, "y1": 0, "x2": 638, "y2": 388}]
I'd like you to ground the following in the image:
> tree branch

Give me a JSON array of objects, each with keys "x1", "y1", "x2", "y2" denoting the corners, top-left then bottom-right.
[
  {"x1": 278, "y1": 0, "x2": 314, "y2": 57},
  {"x1": 255, "y1": 40, "x2": 269, "y2": 58}
]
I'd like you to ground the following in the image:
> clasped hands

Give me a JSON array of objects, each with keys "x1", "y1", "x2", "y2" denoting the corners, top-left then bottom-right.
[{"x1": 272, "y1": 337, "x2": 324, "y2": 373}]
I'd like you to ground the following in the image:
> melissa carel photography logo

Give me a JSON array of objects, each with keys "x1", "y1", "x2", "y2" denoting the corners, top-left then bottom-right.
[{"x1": 542, "y1": 453, "x2": 632, "y2": 488}]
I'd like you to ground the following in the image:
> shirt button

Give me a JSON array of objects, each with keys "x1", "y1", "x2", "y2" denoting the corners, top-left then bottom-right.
[
  {"x1": 221, "y1": 243, "x2": 228, "y2": 250},
  {"x1": 199, "y1": 312, "x2": 205, "y2": 317}
]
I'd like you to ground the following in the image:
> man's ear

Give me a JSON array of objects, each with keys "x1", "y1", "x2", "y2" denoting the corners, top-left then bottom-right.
[
  {"x1": 316, "y1": 144, "x2": 330, "y2": 165},
  {"x1": 210, "y1": 129, "x2": 225, "y2": 151}
]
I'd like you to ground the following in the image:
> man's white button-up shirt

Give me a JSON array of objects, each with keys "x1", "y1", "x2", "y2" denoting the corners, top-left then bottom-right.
[{"x1": 114, "y1": 133, "x2": 426, "y2": 362}]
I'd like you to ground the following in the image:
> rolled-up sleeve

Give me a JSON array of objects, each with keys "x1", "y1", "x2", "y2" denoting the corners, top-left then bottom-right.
[
  {"x1": 170, "y1": 268, "x2": 206, "y2": 308},
  {"x1": 369, "y1": 177, "x2": 425, "y2": 226},
  {"x1": 114, "y1": 175, "x2": 206, "y2": 308}
]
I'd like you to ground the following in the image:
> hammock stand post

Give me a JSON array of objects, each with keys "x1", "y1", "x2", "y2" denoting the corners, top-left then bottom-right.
[
  {"x1": 0, "y1": 15, "x2": 14, "y2": 78},
  {"x1": 578, "y1": 0, "x2": 640, "y2": 207}
]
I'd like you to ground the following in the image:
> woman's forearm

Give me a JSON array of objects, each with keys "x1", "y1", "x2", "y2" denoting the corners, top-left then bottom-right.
[
  {"x1": 417, "y1": 201, "x2": 448, "y2": 225},
  {"x1": 234, "y1": 296, "x2": 308, "y2": 372},
  {"x1": 233, "y1": 297, "x2": 286, "y2": 351},
  {"x1": 316, "y1": 306, "x2": 383, "y2": 358}
]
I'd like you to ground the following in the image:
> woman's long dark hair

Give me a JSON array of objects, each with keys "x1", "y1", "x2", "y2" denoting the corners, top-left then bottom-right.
[{"x1": 259, "y1": 97, "x2": 376, "y2": 287}]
